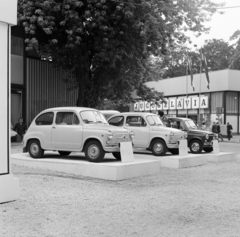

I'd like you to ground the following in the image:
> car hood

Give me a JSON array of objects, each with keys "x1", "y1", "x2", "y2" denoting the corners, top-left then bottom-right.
[
  {"x1": 84, "y1": 124, "x2": 128, "y2": 132},
  {"x1": 188, "y1": 129, "x2": 214, "y2": 135},
  {"x1": 151, "y1": 126, "x2": 184, "y2": 134}
]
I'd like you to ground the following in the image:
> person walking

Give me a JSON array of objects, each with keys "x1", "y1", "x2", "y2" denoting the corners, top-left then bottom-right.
[
  {"x1": 227, "y1": 122, "x2": 233, "y2": 141},
  {"x1": 13, "y1": 117, "x2": 27, "y2": 141},
  {"x1": 216, "y1": 122, "x2": 223, "y2": 142},
  {"x1": 212, "y1": 122, "x2": 217, "y2": 133}
]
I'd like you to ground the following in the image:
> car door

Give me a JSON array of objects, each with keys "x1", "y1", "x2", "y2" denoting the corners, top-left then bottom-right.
[
  {"x1": 51, "y1": 111, "x2": 83, "y2": 149},
  {"x1": 125, "y1": 115, "x2": 149, "y2": 147}
]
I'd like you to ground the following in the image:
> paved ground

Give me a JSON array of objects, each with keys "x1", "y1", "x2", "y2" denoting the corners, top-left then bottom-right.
[{"x1": 1, "y1": 141, "x2": 240, "y2": 237}]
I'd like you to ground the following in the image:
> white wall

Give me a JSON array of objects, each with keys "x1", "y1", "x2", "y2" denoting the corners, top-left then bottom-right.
[{"x1": 0, "y1": 22, "x2": 9, "y2": 174}]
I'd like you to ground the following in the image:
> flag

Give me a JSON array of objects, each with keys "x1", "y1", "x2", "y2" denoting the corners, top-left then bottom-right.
[
  {"x1": 187, "y1": 56, "x2": 194, "y2": 91},
  {"x1": 200, "y1": 48, "x2": 210, "y2": 89}
]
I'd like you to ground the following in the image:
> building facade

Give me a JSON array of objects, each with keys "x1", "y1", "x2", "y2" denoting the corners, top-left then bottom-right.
[
  {"x1": 132, "y1": 69, "x2": 240, "y2": 134},
  {"x1": 11, "y1": 26, "x2": 77, "y2": 128}
]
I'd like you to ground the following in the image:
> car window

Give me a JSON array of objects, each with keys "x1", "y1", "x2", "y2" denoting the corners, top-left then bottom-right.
[
  {"x1": 147, "y1": 115, "x2": 164, "y2": 126},
  {"x1": 80, "y1": 110, "x2": 108, "y2": 124},
  {"x1": 56, "y1": 112, "x2": 80, "y2": 125},
  {"x1": 35, "y1": 112, "x2": 54, "y2": 125},
  {"x1": 180, "y1": 121, "x2": 185, "y2": 130},
  {"x1": 185, "y1": 120, "x2": 198, "y2": 129},
  {"x1": 126, "y1": 116, "x2": 147, "y2": 127},
  {"x1": 108, "y1": 116, "x2": 124, "y2": 127}
]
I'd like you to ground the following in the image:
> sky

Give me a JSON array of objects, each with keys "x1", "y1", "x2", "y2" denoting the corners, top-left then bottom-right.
[{"x1": 188, "y1": 0, "x2": 240, "y2": 48}]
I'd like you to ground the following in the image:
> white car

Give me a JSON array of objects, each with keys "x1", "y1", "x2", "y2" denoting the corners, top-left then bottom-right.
[
  {"x1": 108, "y1": 112, "x2": 188, "y2": 156},
  {"x1": 23, "y1": 107, "x2": 134, "y2": 162}
]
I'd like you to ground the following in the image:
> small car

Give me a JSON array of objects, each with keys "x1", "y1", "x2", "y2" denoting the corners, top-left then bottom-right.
[
  {"x1": 167, "y1": 117, "x2": 218, "y2": 153},
  {"x1": 108, "y1": 112, "x2": 187, "y2": 156},
  {"x1": 23, "y1": 107, "x2": 134, "y2": 162}
]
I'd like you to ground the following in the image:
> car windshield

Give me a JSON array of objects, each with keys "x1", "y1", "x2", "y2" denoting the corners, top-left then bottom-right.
[
  {"x1": 185, "y1": 120, "x2": 198, "y2": 129},
  {"x1": 80, "y1": 111, "x2": 108, "y2": 124},
  {"x1": 147, "y1": 115, "x2": 164, "y2": 126}
]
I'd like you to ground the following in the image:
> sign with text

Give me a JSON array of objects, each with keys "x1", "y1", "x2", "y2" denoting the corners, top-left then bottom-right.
[
  {"x1": 169, "y1": 98, "x2": 176, "y2": 110},
  {"x1": 184, "y1": 98, "x2": 191, "y2": 109},
  {"x1": 177, "y1": 98, "x2": 184, "y2": 109},
  {"x1": 191, "y1": 97, "x2": 199, "y2": 109},
  {"x1": 163, "y1": 99, "x2": 169, "y2": 110},
  {"x1": 120, "y1": 142, "x2": 134, "y2": 163},
  {"x1": 144, "y1": 101, "x2": 151, "y2": 111},
  {"x1": 133, "y1": 96, "x2": 209, "y2": 111}
]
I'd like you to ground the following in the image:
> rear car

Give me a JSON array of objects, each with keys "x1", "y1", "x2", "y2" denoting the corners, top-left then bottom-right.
[{"x1": 167, "y1": 117, "x2": 218, "y2": 153}]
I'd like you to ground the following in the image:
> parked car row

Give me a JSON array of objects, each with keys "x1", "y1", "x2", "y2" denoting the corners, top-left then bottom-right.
[{"x1": 23, "y1": 108, "x2": 217, "y2": 162}]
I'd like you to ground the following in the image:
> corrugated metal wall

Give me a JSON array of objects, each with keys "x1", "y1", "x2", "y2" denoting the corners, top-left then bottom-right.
[{"x1": 26, "y1": 58, "x2": 77, "y2": 125}]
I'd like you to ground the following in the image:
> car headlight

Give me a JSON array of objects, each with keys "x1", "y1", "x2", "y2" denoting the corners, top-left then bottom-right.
[
  {"x1": 205, "y1": 134, "x2": 209, "y2": 139},
  {"x1": 129, "y1": 131, "x2": 135, "y2": 139},
  {"x1": 184, "y1": 132, "x2": 188, "y2": 139},
  {"x1": 107, "y1": 130, "x2": 113, "y2": 140},
  {"x1": 169, "y1": 132, "x2": 174, "y2": 137}
]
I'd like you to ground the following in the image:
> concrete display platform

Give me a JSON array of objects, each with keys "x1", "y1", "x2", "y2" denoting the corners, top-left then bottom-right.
[
  {"x1": 207, "y1": 152, "x2": 237, "y2": 163},
  {"x1": 11, "y1": 152, "x2": 161, "y2": 181},
  {"x1": 159, "y1": 153, "x2": 209, "y2": 169}
]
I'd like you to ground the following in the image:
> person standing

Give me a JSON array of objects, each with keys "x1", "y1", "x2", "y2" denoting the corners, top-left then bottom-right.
[
  {"x1": 14, "y1": 117, "x2": 27, "y2": 141},
  {"x1": 227, "y1": 122, "x2": 233, "y2": 141}
]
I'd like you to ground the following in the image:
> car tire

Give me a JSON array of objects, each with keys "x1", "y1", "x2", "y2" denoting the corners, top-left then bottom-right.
[
  {"x1": 189, "y1": 140, "x2": 203, "y2": 154},
  {"x1": 112, "y1": 152, "x2": 121, "y2": 160},
  {"x1": 28, "y1": 139, "x2": 44, "y2": 158},
  {"x1": 85, "y1": 140, "x2": 105, "y2": 162},
  {"x1": 168, "y1": 148, "x2": 179, "y2": 155},
  {"x1": 203, "y1": 147, "x2": 213, "y2": 153},
  {"x1": 58, "y1": 151, "x2": 71, "y2": 156},
  {"x1": 151, "y1": 139, "x2": 167, "y2": 156}
]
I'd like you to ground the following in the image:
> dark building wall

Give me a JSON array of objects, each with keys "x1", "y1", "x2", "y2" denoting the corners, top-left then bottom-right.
[{"x1": 26, "y1": 58, "x2": 78, "y2": 125}]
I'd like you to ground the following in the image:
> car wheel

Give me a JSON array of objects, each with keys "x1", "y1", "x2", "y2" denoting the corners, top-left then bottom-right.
[
  {"x1": 85, "y1": 140, "x2": 105, "y2": 162},
  {"x1": 189, "y1": 140, "x2": 203, "y2": 154},
  {"x1": 151, "y1": 139, "x2": 167, "y2": 156},
  {"x1": 58, "y1": 151, "x2": 71, "y2": 156},
  {"x1": 28, "y1": 139, "x2": 44, "y2": 158},
  {"x1": 168, "y1": 148, "x2": 179, "y2": 155},
  {"x1": 112, "y1": 152, "x2": 121, "y2": 160},
  {"x1": 203, "y1": 147, "x2": 213, "y2": 153}
]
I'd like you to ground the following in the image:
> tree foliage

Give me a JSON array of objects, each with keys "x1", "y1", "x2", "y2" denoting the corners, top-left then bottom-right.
[
  {"x1": 161, "y1": 39, "x2": 238, "y2": 79},
  {"x1": 17, "y1": 0, "x2": 220, "y2": 107}
]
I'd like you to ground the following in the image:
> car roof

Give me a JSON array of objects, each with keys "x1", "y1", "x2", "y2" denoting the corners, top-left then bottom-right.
[
  {"x1": 169, "y1": 117, "x2": 192, "y2": 121},
  {"x1": 42, "y1": 107, "x2": 98, "y2": 113},
  {"x1": 111, "y1": 112, "x2": 157, "y2": 116}
]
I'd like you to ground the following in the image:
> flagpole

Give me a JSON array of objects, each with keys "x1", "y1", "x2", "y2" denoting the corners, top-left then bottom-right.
[
  {"x1": 186, "y1": 55, "x2": 188, "y2": 118},
  {"x1": 199, "y1": 49, "x2": 202, "y2": 126}
]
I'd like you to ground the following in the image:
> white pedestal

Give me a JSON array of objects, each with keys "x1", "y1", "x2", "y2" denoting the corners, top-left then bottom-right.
[
  {"x1": 207, "y1": 152, "x2": 237, "y2": 163},
  {"x1": 11, "y1": 152, "x2": 161, "y2": 181},
  {"x1": 160, "y1": 154, "x2": 208, "y2": 169},
  {"x1": 179, "y1": 140, "x2": 188, "y2": 156},
  {"x1": 0, "y1": 174, "x2": 19, "y2": 203},
  {"x1": 212, "y1": 140, "x2": 220, "y2": 154}
]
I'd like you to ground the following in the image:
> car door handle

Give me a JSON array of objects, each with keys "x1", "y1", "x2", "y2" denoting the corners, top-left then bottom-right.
[{"x1": 52, "y1": 126, "x2": 56, "y2": 129}]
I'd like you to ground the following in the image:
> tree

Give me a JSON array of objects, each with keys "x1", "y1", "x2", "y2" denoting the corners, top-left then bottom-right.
[
  {"x1": 202, "y1": 39, "x2": 234, "y2": 71},
  {"x1": 229, "y1": 30, "x2": 240, "y2": 69},
  {"x1": 18, "y1": 0, "x2": 220, "y2": 107}
]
